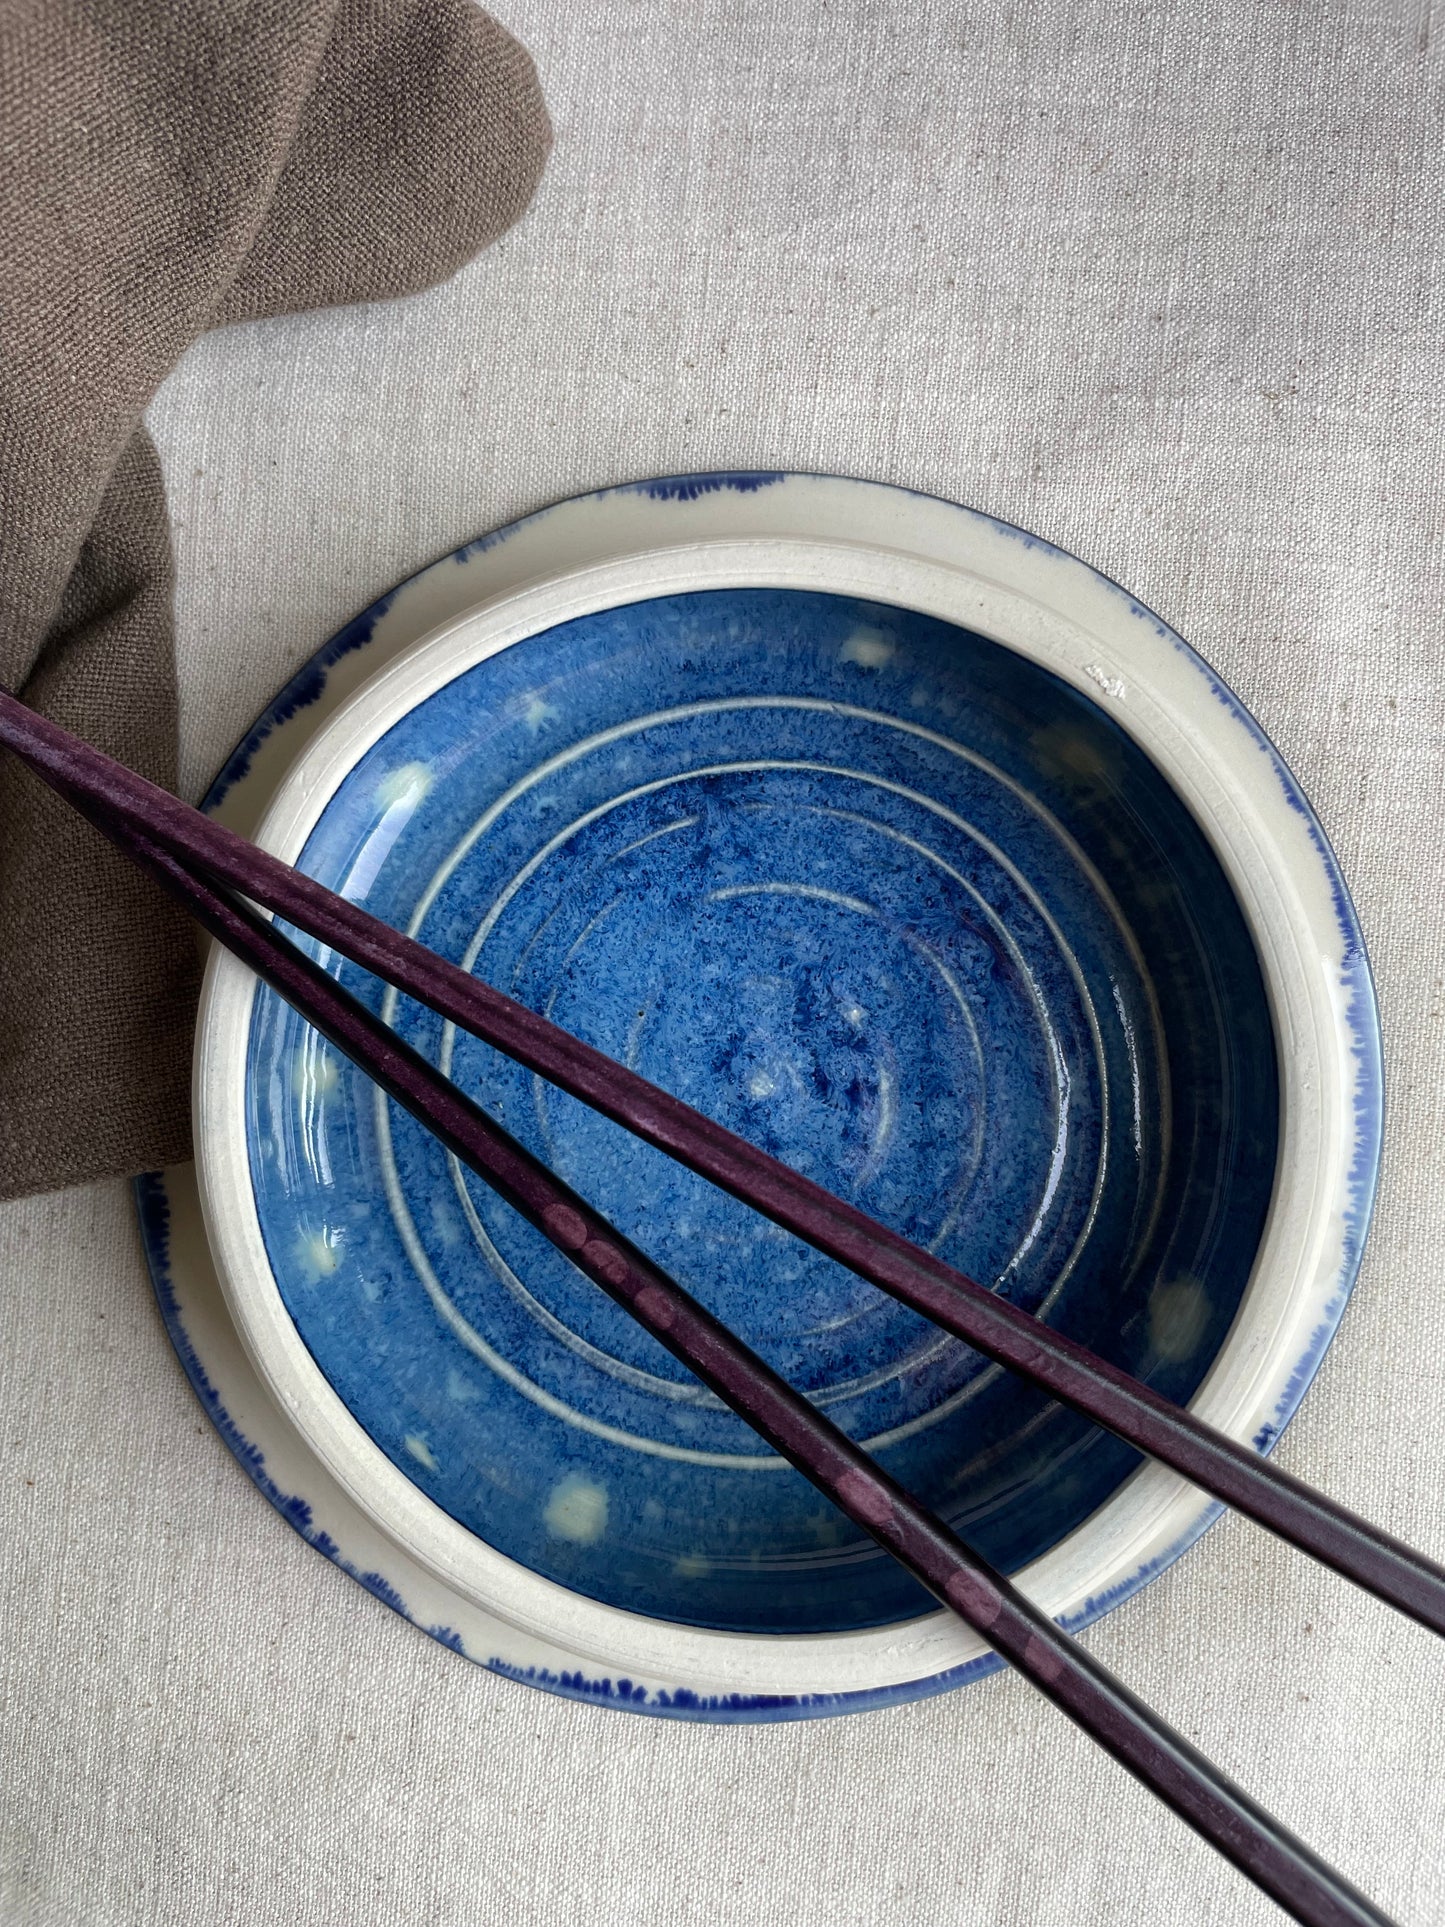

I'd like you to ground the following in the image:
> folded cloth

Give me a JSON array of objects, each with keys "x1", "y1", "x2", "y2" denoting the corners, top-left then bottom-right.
[{"x1": 0, "y1": 0, "x2": 550, "y2": 1200}]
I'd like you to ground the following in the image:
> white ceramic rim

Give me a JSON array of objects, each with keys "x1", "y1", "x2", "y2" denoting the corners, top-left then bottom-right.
[{"x1": 193, "y1": 474, "x2": 1380, "y2": 1705}]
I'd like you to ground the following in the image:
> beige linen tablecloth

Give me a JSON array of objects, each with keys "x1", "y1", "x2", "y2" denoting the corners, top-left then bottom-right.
[{"x1": 3, "y1": 3, "x2": 1443, "y2": 1922}]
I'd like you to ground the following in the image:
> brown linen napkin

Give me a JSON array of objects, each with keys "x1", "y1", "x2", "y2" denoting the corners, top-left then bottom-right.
[{"x1": 0, "y1": 0, "x2": 550, "y2": 1200}]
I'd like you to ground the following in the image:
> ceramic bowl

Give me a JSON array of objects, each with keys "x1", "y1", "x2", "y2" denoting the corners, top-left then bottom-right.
[{"x1": 188, "y1": 473, "x2": 1380, "y2": 1716}]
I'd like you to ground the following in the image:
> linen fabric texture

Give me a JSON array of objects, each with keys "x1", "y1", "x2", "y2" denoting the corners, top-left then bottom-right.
[{"x1": 2, "y1": 5, "x2": 1443, "y2": 1926}]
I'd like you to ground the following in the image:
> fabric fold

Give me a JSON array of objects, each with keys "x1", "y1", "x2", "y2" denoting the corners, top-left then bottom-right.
[{"x1": 0, "y1": 0, "x2": 551, "y2": 1199}]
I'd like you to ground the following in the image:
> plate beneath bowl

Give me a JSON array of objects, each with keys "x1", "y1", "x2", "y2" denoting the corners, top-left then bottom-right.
[{"x1": 139, "y1": 472, "x2": 1381, "y2": 1719}]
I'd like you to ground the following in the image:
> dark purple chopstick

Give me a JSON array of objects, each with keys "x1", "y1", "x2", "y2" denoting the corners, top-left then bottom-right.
[
  {"x1": 98, "y1": 805, "x2": 1394, "y2": 1927},
  {"x1": 2, "y1": 688, "x2": 1441, "y2": 1639}
]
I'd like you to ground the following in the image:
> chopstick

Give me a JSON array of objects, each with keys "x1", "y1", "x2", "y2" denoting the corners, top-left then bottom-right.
[
  {"x1": 96, "y1": 801, "x2": 1394, "y2": 1927},
  {"x1": 2, "y1": 688, "x2": 1441, "y2": 1639}
]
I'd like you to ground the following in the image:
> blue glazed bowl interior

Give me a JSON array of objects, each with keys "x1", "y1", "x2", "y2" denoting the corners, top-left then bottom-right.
[{"x1": 244, "y1": 587, "x2": 1278, "y2": 1635}]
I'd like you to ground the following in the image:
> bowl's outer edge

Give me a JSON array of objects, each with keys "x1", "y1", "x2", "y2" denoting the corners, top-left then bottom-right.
[{"x1": 138, "y1": 470, "x2": 1383, "y2": 1722}]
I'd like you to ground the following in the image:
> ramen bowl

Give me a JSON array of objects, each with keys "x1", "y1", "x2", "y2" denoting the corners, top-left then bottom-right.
[{"x1": 188, "y1": 474, "x2": 1380, "y2": 1717}]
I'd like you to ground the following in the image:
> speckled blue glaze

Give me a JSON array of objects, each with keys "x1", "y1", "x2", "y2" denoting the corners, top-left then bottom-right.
[
  {"x1": 136, "y1": 1162, "x2": 1221, "y2": 1720},
  {"x1": 240, "y1": 584, "x2": 1277, "y2": 1635}
]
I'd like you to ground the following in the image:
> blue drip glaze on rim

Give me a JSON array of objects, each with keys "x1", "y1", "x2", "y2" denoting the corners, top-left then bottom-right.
[
  {"x1": 136, "y1": 1163, "x2": 1233, "y2": 1719},
  {"x1": 140, "y1": 471, "x2": 1383, "y2": 1720}
]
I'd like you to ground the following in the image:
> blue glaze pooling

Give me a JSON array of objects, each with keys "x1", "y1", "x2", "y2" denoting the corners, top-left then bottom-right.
[
  {"x1": 241, "y1": 585, "x2": 1278, "y2": 1636},
  {"x1": 136, "y1": 1152, "x2": 1236, "y2": 1717},
  {"x1": 146, "y1": 474, "x2": 1384, "y2": 1717},
  {"x1": 136, "y1": 1161, "x2": 1006, "y2": 1718}
]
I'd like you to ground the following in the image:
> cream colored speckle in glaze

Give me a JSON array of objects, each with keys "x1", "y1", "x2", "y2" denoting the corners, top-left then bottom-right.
[
  {"x1": 543, "y1": 1475, "x2": 609, "y2": 1545},
  {"x1": 375, "y1": 761, "x2": 433, "y2": 810},
  {"x1": 839, "y1": 625, "x2": 895, "y2": 669},
  {"x1": 1148, "y1": 1278, "x2": 1211, "y2": 1363},
  {"x1": 292, "y1": 1048, "x2": 339, "y2": 1102},
  {"x1": 296, "y1": 1228, "x2": 341, "y2": 1280}
]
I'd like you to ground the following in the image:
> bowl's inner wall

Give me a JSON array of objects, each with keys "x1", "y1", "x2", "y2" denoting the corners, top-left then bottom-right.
[{"x1": 244, "y1": 588, "x2": 1278, "y2": 1634}]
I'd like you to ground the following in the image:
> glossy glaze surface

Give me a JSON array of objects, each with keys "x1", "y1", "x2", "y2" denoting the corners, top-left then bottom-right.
[{"x1": 242, "y1": 585, "x2": 1277, "y2": 1634}]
